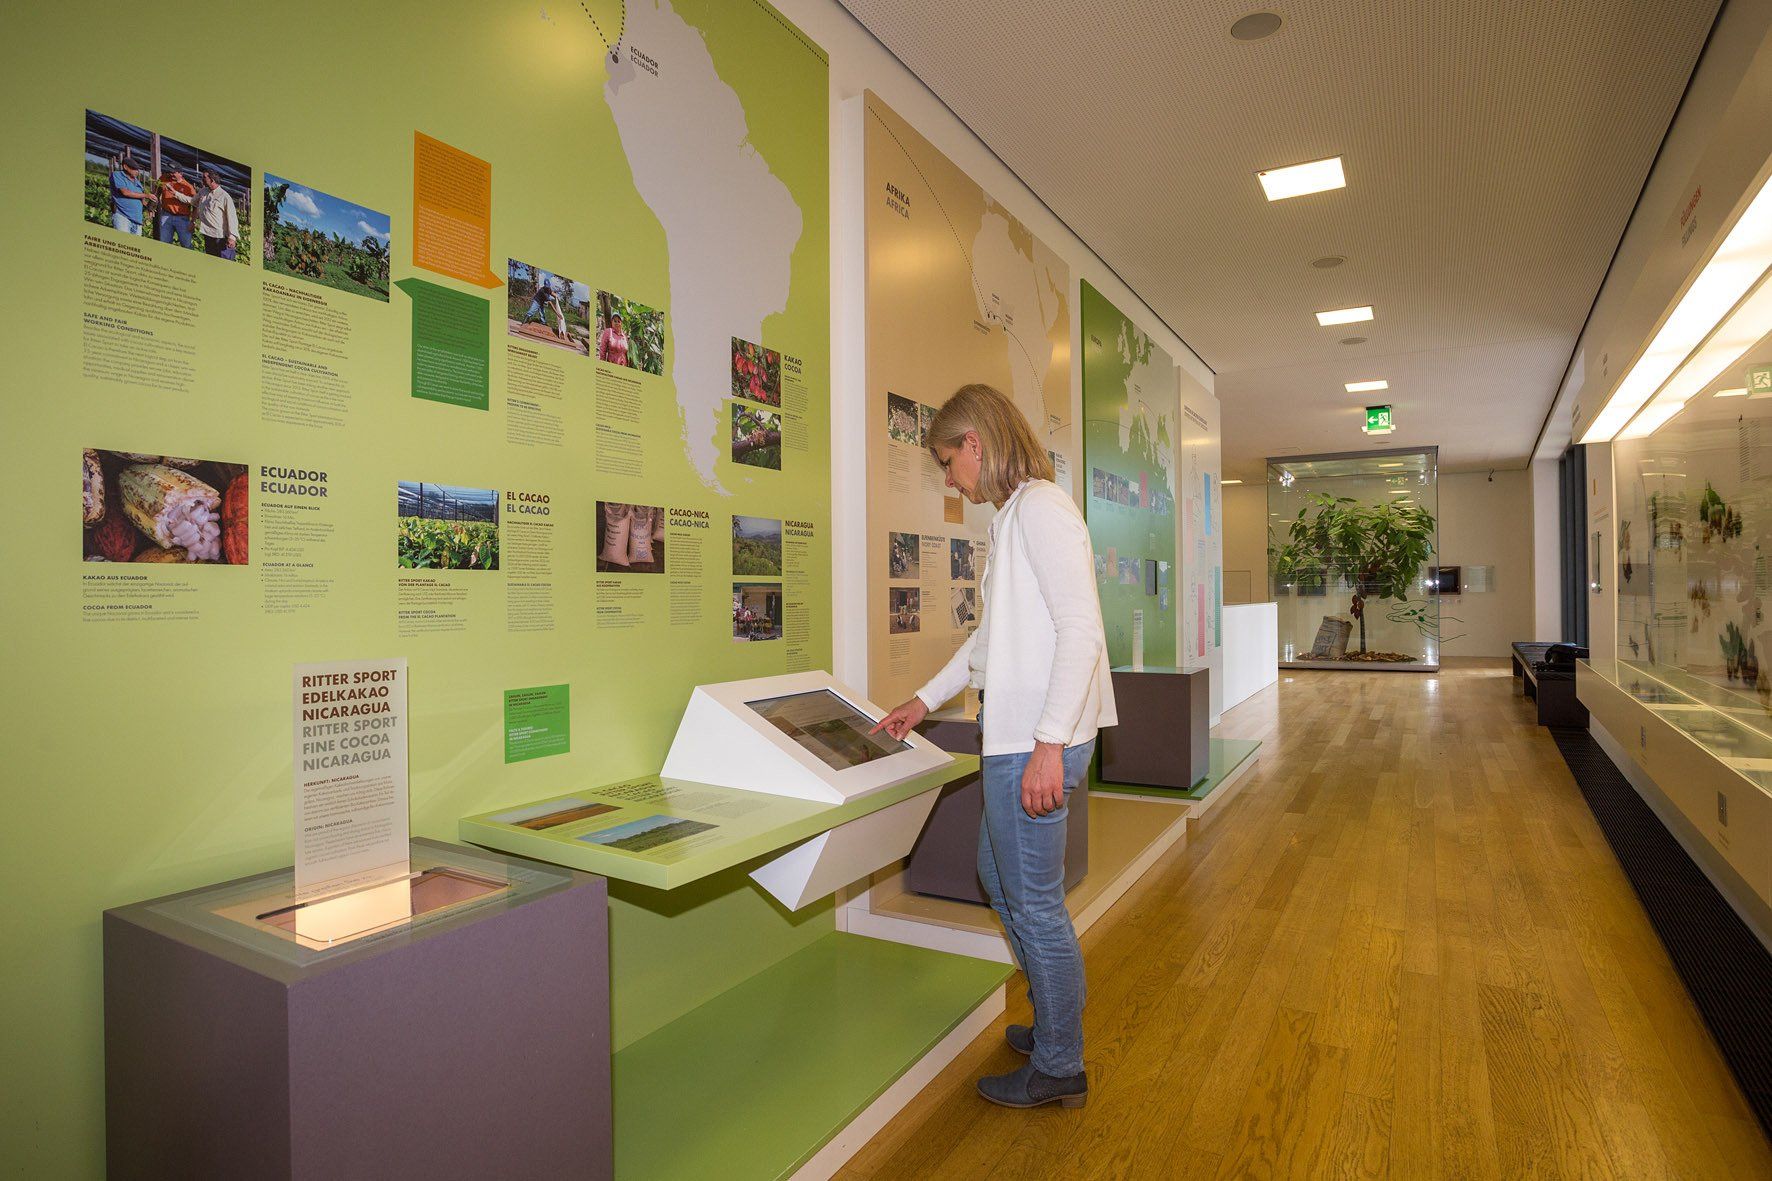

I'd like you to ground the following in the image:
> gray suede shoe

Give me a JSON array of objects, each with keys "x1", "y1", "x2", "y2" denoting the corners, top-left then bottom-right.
[
  {"x1": 976, "y1": 1062, "x2": 1087, "y2": 1109},
  {"x1": 1005, "y1": 1024, "x2": 1034, "y2": 1055}
]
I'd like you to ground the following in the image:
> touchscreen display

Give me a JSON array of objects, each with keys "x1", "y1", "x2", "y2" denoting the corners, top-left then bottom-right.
[{"x1": 746, "y1": 689, "x2": 909, "y2": 771}]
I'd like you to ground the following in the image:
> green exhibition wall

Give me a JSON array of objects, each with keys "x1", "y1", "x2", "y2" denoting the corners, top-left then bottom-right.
[
  {"x1": 1081, "y1": 281, "x2": 1180, "y2": 667},
  {"x1": 2, "y1": 2, "x2": 830, "y2": 1172}
]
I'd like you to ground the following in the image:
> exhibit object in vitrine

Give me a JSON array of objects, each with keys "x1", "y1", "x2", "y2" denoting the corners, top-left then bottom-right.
[
  {"x1": 105, "y1": 839, "x2": 610, "y2": 1180},
  {"x1": 1268, "y1": 447, "x2": 1441, "y2": 671},
  {"x1": 661, "y1": 671, "x2": 953, "y2": 803},
  {"x1": 1610, "y1": 333, "x2": 1772, "y2": 776}
]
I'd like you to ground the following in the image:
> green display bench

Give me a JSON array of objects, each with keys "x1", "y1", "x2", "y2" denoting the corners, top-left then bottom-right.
[
  {"x1": 463, "y1": 757, "x2": 1013, "y2": 1181},
  {"x1": 1093, "y1": 736, "x2": 1262, "y2": 802}
]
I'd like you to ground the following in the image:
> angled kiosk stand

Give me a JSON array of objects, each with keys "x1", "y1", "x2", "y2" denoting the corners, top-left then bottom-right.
[{"x1": 460, "y1": 672, "x2": 1009, "y2": 1181}]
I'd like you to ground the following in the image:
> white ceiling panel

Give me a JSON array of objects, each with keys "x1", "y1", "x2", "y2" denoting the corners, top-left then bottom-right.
[{"x1": 840, "y1": 0, "x2": 1721, "y2": 471}]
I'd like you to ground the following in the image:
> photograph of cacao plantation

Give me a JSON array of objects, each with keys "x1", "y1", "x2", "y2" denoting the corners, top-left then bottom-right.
[
  {"x1": 82, "y1": 450, "x2": 248, "y2": 564},
  {"x1": 596, "y1": 501, "x2": 667, "y2": 574},
  {"x1": 396, "y1": 482, "x2": 499, "y2": 571},
  {"x1": 263, "y1": 174, "x2": 391, "y2": 301},
  {"x1": 732, "y1": 516, "x2": 783, "y2": 577}
]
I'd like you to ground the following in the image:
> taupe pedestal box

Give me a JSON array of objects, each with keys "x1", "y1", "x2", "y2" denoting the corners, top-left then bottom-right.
[
  {"x1": 1100, "y1": 666, "x2": 1210, "y2": 789},
  {"x1": 103, "y1": 838, "x2": 610, "y2": 1181},
  {"x1": 904, "y1": 717, "x2": 1089, "y2": 904}
]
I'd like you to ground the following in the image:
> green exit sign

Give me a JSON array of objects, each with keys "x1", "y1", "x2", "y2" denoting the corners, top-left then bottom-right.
[
  {"x1": 1364, "y1": 405, "x2": 1395, "y2": 434},
  {"x1": 1750, "y1": 365, "x2": 1772, "y2": 395}
]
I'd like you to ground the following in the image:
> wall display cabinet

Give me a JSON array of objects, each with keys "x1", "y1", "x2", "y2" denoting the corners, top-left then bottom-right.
[
  {"x1": 1268, "y1": 447, "x2": 1442, "y2": 671},
  {"x1": 1586, "y1": 328, "x2": 1772, "y2": 920}
]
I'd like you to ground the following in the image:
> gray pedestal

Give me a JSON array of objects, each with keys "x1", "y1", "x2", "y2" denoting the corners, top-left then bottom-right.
[
  {"x1": 104, "y1": 837, "x2": 610, "y2": 1181},
  {"x1": 904, "y1": 717, "x2": 1089, "y2": 904},
  {"x1": 1100, "y1": 666, "x2": 1210, "y2": 789}
]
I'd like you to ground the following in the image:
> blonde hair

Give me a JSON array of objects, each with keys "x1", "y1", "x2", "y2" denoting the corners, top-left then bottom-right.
[{"x1": 925, "y1": 383, "x2": 1054, "y2": 504}]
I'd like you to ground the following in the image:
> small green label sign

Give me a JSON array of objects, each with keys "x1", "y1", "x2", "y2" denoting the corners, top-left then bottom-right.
[
  {"x1": 1749, "y1": 365, "x2": 1772, "y2": 396},
  {"x1": 504, "y1": 683, "x2": 570, "y2": 763},
  {"x1": 1365, "y1": 405, "x2": 1394, "y2": 433}
]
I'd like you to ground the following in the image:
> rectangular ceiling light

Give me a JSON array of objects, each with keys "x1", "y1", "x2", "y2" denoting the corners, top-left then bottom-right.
[
  {"x1": 1619, "y1": 269, "x2": 1772, "y2": 436},
  {"x1": 1220, "y1": 478, "x2": 1244, "y2": 485},
  {"x1": 1715, "y1": 387, "x2": 1749, "y2": 397},
  {"x1": 1258, "y1": 156, "x2": 1345, "y2": 201},
  {"x1": 1582, "y1": 172, "x2": 1772, "y2": 442},
  {"x1": 1316, "y1": 305, "x2": 1374, "y2": 326},
  {"x1": 1345, "y1": 379, "x2": 1388, "y2": 393},
  {"x1": 1616, "y1": 399, "x2": 1688, "y2": 440}
]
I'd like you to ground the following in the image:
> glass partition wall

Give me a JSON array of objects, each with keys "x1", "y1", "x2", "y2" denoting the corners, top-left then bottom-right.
[
  {"x1": 1268, "y1": 447, "x2": 1441, "y2": 671},
  {"x1": 1610, "y1": 327, "x2": 1772, "y2": 787}
]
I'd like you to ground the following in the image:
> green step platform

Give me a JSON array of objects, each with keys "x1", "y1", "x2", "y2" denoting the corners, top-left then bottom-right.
[
  {"x1": 1093, "y1": 736, "x2": 1261, "y2": 801},
  {"x1": 613, "y1": 932, "x2": 1010, "y2": 1181}
]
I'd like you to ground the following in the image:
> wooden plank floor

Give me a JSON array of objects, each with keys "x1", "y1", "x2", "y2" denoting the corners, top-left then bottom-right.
[{"x1": 837, "y1": 660, "x2": 1772, "y2": 1179}]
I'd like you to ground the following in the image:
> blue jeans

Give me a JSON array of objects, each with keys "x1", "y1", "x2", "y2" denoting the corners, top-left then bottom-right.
[
  {"x1": 978, "y1": 738, "x2": 1093, "y2": 1077},
  {"x1": 158, "y1": 214, "x2": 191, "y2": 247},
  {"x1": 110, "y1": 211, "x2": 140, "y2": 234}
]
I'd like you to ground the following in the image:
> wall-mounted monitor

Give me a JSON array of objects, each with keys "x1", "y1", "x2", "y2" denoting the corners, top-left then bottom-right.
[{"x1": 1429, "y1": 565, "x2": 1461, "y2": 596}]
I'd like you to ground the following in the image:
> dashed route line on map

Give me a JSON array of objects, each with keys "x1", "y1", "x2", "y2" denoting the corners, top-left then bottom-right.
[
  {"x1": 578, "y1": 1, "x2": 824, "y2": 63},
  {"x1": 579, "y1": 1, "x2": 625, "y2": 55},
  {"x1": 868, "y1": 106, "x2": 1047, "y2": 412},
  {"x1": 740, "y1": 0, "x2": 827, "y2": 61}
]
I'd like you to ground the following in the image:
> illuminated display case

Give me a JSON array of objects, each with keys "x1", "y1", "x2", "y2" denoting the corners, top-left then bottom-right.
[
  {"x1": 1268, "y1": 447, "x2": 1441, "y2": 671},
  {"x1": 1610, "y1": 328, "x2": 1772, "y2": 782},
  {"x1": 104, "y1": 838, "x2": 610, "y2": 1178}
]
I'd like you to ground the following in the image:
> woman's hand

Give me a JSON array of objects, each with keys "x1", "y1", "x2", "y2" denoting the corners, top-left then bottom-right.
[
  {"x1": 871, "y1": 696, "x2": 928, "y2": 741},
  {"x1": 1021, "y1": 742, "x2": 1066, "y2": 817}
]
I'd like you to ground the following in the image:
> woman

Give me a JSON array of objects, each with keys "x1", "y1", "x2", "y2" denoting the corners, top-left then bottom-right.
[
  {"x1": 598, "y1": 309, "x2": 630, "y2": 366},
  {"x1": 874, "y1": 383, "x2": 1115, "y2": 1110}
]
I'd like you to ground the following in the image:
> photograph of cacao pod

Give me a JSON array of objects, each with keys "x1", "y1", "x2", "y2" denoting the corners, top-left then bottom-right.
[
  {"x1": 732, "y1": 403, "x2": 782, "y2": 470},
  {"x1": 596, "y1": 501, "x2": 667, "y2": 574},
  {"x1": 82, "y1": 449, "x2": 248, "y2": 564},
  {"x1": 731, "y1": 336, "x2": 781, "y2": 407}
]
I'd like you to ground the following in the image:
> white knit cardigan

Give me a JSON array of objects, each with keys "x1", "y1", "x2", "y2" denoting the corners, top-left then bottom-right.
[{"x1": 915, "y1": 480, "x2": 1117, "y2": 756}]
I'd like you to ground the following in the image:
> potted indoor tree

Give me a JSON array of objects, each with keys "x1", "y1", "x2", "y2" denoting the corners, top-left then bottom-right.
[{"x1": 1271, "y1": 492, "x2": 1437, "y2": 659}]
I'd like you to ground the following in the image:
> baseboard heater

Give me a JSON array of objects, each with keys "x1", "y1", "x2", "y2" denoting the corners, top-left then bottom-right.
[{"x1": 1548, "y1": 727, "x2": 1772, "y2": 1139}]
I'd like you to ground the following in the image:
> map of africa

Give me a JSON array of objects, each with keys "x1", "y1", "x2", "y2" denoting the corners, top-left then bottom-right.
[{"x1": 862, "y1": 89, "x2": 1078, "y2": 707}]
